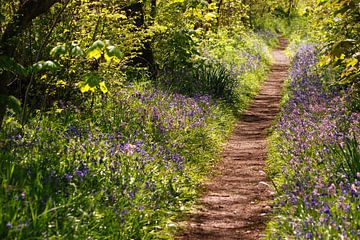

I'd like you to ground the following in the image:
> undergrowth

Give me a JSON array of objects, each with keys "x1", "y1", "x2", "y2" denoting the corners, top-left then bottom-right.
[{"x1": 0, "y1": 30, "x2": 272, "y2": 239}]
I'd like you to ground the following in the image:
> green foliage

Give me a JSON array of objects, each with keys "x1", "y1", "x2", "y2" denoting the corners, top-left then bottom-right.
[
  {"x1": 315, "y1": 0, "x2": 360, "y2": 87},
  {"x1": 0, "y1": 55, "x2": 26, "y2": 76},
  {"x1": 332, "y1": 137, "x2": 360, "y2": 183},
  {"x1": 0, "y1": 95, "x2": 22, "y2": 116},
  {"x1": 0, "y1": 0, "x2": 296, "y2": 238},
  {"x1": 0, "y1": 82, "x2": 235, "y2": 239}
]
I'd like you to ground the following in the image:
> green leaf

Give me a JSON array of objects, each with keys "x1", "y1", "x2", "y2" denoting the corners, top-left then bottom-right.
[
  {"x1": 43, "y1": 60, "x2": 58, "y2": 71},
  {"x1": 32, "y1": 61, "x2": 45, "y2": 73},
  {"x1": 331, "y1": 39, "x2": 356, "y2": 58},
  {"x1": 84, "y1": 72, "x2": 100, "y2": 87},
  {"x1": 7, "y1": 95, "x2": 22, "y2": 114},
  {"x1": 87, "y1": 40, "x2": 106, "y2": 59},
  {"x1": 91, "y1": 40, "x2": 105, "y2": 50},
  {"x1": 70, "y1": 45, "x2": 84, "y2": 56},
  {"x1": 50, "y1": 45, "x2": 67, "y2": 57},
  {"x1": 13, "y1": 63, "x2": 27, "y2": 76},
  {"x1": 31, "y1": 60, "x2": 57, "y2": 73},
  {"x1": 105, "y1": 46, "x2": 123, "y2": 61},
  {"x1": 0, "y1": 55, "x2": 26, "y2": 76}
]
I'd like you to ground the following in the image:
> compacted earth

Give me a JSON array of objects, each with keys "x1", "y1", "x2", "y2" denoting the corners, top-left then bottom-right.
[{"x1": 177, "y1": 38, "x2": 289, "y2": 240}]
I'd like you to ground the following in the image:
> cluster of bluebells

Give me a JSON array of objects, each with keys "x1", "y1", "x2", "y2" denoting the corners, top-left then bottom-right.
[
  {"x1": 269, "y1": 44, "x2": 360, "y2": 239},
  {"x1": 0, "y1": 84, "x2": 230, "y2": 239}
]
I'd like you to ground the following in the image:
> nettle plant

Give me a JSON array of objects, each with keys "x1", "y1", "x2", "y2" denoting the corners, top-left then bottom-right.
[{"x1": 50, "y1": 39, "x2": 123, "y2": 95}]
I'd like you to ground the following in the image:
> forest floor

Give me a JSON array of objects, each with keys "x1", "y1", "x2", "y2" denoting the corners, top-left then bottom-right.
[{"x1": 176, "y1": 38, "x2": 289, "y2": 240}]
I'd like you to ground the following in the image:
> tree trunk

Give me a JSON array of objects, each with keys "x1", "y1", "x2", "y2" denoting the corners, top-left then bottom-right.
[
  {"x1": 0, "y1": 0, "x2": 60, "y2": 127},
  {"x1": 217, "y1": 0, "x2": 223, "y2": 28},
  {"x1": 124, "y1": 1, "x2": 156, "y2": 79}
]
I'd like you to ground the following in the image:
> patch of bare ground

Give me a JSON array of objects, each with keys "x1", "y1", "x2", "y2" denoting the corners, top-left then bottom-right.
[{"x1": 176, "y1": 38, "x2": 289, "y2": 240}]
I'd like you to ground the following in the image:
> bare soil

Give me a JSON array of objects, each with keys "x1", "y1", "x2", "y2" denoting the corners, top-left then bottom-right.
[{"x1": 176, "y1": 38, "x2": 289, "y2": 240}]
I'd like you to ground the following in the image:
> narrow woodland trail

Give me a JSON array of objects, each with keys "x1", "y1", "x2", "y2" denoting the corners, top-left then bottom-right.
[{"x1": 177, "y1": 38, "x2": 289, "y2": 240}]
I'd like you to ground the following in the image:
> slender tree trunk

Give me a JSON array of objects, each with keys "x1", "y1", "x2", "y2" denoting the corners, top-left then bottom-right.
[
  {"x1": 0, "y1": 0, "x2": 60, "y2": 127},
  {"x1": 124, "y1": 1, "x2": 156, "y2": 79},
  {"x1": 217, "y1": 0, "x2": 223, "y2": 29}
]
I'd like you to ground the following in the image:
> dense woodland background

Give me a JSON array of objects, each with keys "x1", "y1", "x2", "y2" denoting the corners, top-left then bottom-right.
[{"x1": 0, "y1": 0, "x2": 359, "y2": 239}]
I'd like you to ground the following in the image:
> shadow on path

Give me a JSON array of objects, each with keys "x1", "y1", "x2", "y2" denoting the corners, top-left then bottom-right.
[{"x1": 176, "y1": 37, "x2": 289, "y2": 240}]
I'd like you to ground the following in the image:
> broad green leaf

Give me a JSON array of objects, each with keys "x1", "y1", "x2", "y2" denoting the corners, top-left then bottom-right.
[
  {"x1": 43, "y1": 60, "x2": 57, "y2": 71},
  {"x1": 105, "y1": 46, "x2": 123, "y2": 61},
  {"x1": 32, "y1": 61, "x2": 44, "y2": 72},
  {"x1": 84, "y1": 72, "x2": 100, "y2": 87},
  {"x1": 50, "y1": 45, "x2": 67, "y2": 57},
  {"x1": 7, "y1": 95, "x2": 22, "y2": 114},
  {"x1": 32, "y1": 60, "x2": 57, "y2": 73},
  {"x1": 0, "y1": 55, "x2": 26, "y2": 76},
  {"x1": 99, "y1": 81, "x2": 109, "y2": 94},
  {"x1": 90, "y1": 40, "x2": 105, "y2": 50},
  {"x1": 70, "y1": 45, "x2": 84, "y2": 56}
]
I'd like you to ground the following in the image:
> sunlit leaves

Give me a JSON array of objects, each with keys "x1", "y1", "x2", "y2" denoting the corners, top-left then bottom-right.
[
  {"x1": 99, "y1": 81, "x2": 109, "y2": 94},
  {"x1": 315, "y1": 0, "x2": 360, "y2": 86},
  {"x1": 51, "y1": 43, "x2": 84, "y2": 58},
  {"x1": 86, "y1": 40, "x2": 123, "y2": 62},
  {"x1": 86, "y1": 40, "x2": 105, "y2": 60},
  {"x1": 79, "y1": 83, "x2": 96, "y2": 93},
  {"x1": 86, "y1": 48, "x2": 102, "y2": 60},
  {"x1": 77, "y1": 72, "x2": 108, "y2": 94}
]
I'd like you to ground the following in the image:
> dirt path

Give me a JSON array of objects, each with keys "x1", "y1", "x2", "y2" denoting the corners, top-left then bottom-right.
[{"x1": 176, "y1": 38, "x2": 289, "y2": 240}]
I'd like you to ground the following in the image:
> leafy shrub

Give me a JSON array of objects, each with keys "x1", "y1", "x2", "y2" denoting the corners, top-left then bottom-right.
[{"x1": 162, "y1": 31, "x2": 272, "y2": 113}]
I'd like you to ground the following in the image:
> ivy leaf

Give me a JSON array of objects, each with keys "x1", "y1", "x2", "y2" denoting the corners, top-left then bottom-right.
[
  {"x1": 99, "y1": 81, "x2": 109, "y2": 94},
  {"x1": 50, "y1": 45, "x2": 67, "y2": 57}
]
